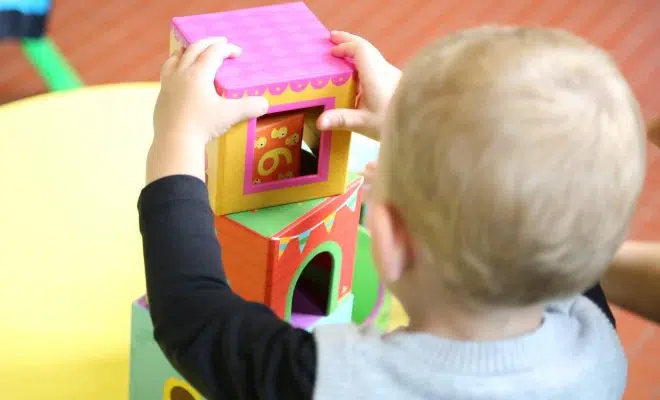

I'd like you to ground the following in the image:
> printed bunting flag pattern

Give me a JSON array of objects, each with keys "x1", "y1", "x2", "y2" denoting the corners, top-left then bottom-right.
[
  {"x1": 346, "y1": 191, "x2": 358, "y2": 212},
  {"x1": 323, "y1": 212, "x2": 336, "y2": 232},
  {"x1": 274, "y1": 179, "x2": 363, "y2": 259},
  {"x1": 278, "y1": 237, "x2": 291, "y2": 258},
  {"x1": 298, "y1": 230, "x2": 311, "y2": 252}
]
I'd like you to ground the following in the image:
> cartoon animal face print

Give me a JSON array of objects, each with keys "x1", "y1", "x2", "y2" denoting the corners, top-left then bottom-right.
[
  {"x1": 285, "y1": 133, "x2": 300, "y2": 146},
  {"x1": 271, "y1": 127, "x2": 288, "y2": 139},
  {"x1": 277, "y1": 171, "x2": 293, "y2": 180},
  {"x1": 254, "y1": 137, "x2": 267, "y2": 149},
  {"x1": 253, "y1": 178, "x2": 262, "y2": 184}
]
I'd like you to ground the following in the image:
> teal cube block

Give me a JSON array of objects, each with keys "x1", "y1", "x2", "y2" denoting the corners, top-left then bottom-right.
[
  {"x1": 129, "y1": 293, "x2": 355, "y2": 399},
  {"x1": 129, "y1": 298, "x2": 202, "y2": 399}
]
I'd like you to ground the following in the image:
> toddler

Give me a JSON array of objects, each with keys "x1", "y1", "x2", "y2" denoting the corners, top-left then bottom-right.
[{"x1": 140, "y1": 27, "x2": 645, "y2": 399}]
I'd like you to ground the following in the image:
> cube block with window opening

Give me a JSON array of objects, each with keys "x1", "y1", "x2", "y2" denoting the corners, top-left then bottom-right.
[
  {"x1": 170, "y1": 2, "x2": 357, "y2": 215},
  {"x1": 213, "y1": 175, "x2": 363, "y2": 326}
]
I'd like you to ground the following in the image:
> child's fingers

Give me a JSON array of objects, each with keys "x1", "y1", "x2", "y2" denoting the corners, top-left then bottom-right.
[
  {"x1": 329, "y1": 30, "x2": 375, "y2": 59},
  {"x1": 220, "y1": 96, "x2": 270, "y2": 127},
  {"x1": 330, "y1": 42, "x2": 358, "y2": 59},
  {"x1": 329, "y1": 30, "x2": 365, "y2": 45},
  {"x1": 360, "y1": 183, "x2": 372, "y2": 199},
  {"x1": 360, "y1": 163, "x2": 376, "y2": 199},
  {"x1": 365, "y1": 161, "x2": 377, "y2": 171},
  {"x1": 360, "y1": 165, "x2": 376, "y2": 187},
  {"x1": 179, "y1": 37, "x2": 228, "y2": 69},
  {"x1": 160, "y1": 49, "x2": 182, "y2": 80},
  {"x1": 330, "y1": 31, "x2": 378, "y2": 57},
  {"x1": 361, "y1": 162, "x2": 377, "y2": 178},
  {"x1": 317, "y1": 108, "x2": 372, "y2": 133},
  {"x1": 329, "y1": 30, "x2": 352, "y2": 44},
  {"x1": 195, "y1": 41, "x2": 242, "y2": 80},
  {"x1": 329, "y1": 32, "x2": 385, "y2": 87}
]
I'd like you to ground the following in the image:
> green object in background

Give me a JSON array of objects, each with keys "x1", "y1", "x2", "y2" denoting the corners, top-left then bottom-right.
[
  {"x1": 351, "y1": 225, "x2": 391, "y2": 330},
  {"x1": 21, "y1": 37, "x2": 83, "y2": 91}
]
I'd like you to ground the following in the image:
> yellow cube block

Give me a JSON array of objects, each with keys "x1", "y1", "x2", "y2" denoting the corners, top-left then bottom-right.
[{"x1": 170, "y1": 3, "x2": 358, "y2": 215}]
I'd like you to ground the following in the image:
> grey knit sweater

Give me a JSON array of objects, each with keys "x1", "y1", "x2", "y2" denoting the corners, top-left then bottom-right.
[{"x1": 313, "y1": 296, "x2": 627, "y2": 399}]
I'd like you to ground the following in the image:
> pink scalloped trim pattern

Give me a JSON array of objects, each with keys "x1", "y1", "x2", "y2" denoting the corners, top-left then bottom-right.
[{"x1": 220, "y1": 71, "x2": 356, "y2": 98}]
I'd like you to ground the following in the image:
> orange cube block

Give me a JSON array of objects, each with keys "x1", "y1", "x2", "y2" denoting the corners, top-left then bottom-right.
[{"x1": 251, "y1": 111, "x2": 304, "y2": 185}]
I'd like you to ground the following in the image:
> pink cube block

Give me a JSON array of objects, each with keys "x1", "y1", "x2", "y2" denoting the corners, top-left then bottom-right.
[{"x1": 171, "y1": 2, "x2": 355, "y2": 99}]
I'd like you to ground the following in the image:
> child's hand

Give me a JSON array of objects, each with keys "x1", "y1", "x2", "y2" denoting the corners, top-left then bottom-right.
[
  {"x1": 147, "y1": 38, "x2": 269, "y2": 184},
  {"x1": 153, "y1": 37, "x2": 269, "y2": 146},
  {"x1": 360, "y1": 161, "x2": 377, "y2": 197},
  {"x1": 317, "y1": 31, "x2": 401, "y2": 140}
]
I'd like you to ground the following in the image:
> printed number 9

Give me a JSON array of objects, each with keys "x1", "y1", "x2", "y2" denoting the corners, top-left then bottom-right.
[{"x1": 258, "y1": 147, "x2": 292, "y2": 176}]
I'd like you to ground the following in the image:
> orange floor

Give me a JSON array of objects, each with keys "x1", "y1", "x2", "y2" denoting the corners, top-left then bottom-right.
[{"x1": 1, "y1": 0, "x2": 658, "y2": 397}]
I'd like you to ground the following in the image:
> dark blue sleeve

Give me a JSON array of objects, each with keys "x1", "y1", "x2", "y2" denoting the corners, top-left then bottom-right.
[
  {"x1": 138, "y1": 175, "x2": 316, "y2": 400},
  {"x1": 583, "y1": 284, "x2": 616, "y2": 328}
]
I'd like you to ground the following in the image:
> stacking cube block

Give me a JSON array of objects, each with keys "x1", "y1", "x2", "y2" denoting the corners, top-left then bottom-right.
[
  {"x1": 216, "y1": 175, "x2": 363, "y2": 327},
  {"x1": 129, "y1": 298, "x2": 203, "y2": 400},
  {"x1": 128, "y1": 179, "x2": 394, "y2": 399},
  {"x1": 170, "y1": 2, "x2": 358, "y2": 215}
]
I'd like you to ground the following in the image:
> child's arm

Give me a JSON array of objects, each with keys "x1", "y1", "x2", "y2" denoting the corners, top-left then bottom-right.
[
  {"x1": 602, "y1": 241, "x2": 660, "y2": 323},
  {"x1": 139, "y1": 175, "x2": 317, "y2": 399},
  {"x1": 143, "y1": 39, "x2": 317, "y2": 399}
]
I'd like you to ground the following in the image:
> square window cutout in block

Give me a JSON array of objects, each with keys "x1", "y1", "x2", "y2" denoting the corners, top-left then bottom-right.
[{"x1": 244, "y1": 102, "x2": 332, "y2": 194}]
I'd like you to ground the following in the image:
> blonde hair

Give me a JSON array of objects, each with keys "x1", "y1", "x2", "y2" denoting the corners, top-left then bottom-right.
[{"x1": 377, "y1": 26, "x2": 646, "y2": 307}]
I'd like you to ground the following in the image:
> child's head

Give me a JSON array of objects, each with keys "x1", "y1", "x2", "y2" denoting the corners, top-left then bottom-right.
[{"x1": 366, "y1": 26, "x2": 646, "y2": 313}]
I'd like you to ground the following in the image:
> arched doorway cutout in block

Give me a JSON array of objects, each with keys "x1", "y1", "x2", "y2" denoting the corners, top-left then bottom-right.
[
  {"x1": 163, "y1": 377, "x2": 201, "y2": 400},
  {"x1": 286, "y1": 241, "x2": 342, "y2": 327},
  {"x1": 292, "y1": 251, "x2": 333, "y2": 315}
]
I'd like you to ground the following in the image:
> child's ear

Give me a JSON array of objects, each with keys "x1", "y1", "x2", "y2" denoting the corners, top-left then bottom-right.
[{"x1": 368, "y1": 202, "x2": 413, "y2": 283}]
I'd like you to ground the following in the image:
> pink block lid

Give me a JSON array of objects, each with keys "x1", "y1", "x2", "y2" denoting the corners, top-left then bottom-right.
[{"x1": 171, "y1": 2, "x2": 355, "y2": 97}]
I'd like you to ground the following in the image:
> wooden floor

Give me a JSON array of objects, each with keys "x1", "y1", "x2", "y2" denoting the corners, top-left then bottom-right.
[{"x1": 1, "y1": 0, "x2": 659, "y2": 398}]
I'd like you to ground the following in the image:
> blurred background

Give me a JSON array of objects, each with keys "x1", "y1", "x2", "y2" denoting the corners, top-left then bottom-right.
[{"x1": 1, "y1": 0, "x2": 658, "y2": 398}]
